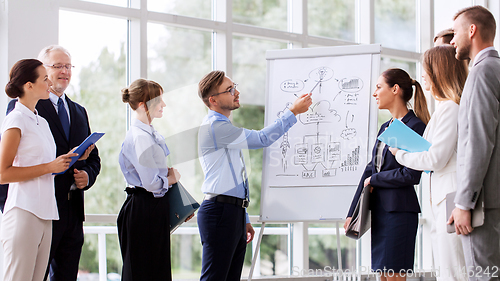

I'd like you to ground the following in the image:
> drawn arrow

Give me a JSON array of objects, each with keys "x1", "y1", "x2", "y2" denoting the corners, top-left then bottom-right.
[{"x1": 333, "y1": 91, "x2": 342, "y2": 101}]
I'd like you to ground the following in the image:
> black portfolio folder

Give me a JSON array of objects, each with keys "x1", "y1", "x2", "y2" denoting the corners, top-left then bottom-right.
[{"x1": 169, "y1": 181, "x2": 200, "y2": 234}]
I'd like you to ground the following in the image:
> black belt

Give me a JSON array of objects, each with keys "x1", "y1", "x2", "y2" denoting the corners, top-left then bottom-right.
[
  {"x1": 205, "y1": 194, "x2": 249, "y2": 208},
  {"x1": 125, "y1": 186, "x2": 155, "y2": 198}
]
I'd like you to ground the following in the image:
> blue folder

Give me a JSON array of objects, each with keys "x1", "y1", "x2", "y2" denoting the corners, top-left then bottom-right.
[
  {"x1": 377, "y1": 118, "x2": 431, "y2": 152},
  {"x1": 54, "y1": 132, "x2": 105, "y2": 175}
]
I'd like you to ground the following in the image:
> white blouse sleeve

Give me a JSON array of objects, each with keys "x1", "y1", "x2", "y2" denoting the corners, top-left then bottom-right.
[{"x1": 395, "y1": 101, "x2": 459, "y2": 171}]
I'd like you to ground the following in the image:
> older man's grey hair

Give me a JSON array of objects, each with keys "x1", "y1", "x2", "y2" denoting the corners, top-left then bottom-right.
[{"x1": 37, "y1": 45, "x2": 72, "y2": 63}]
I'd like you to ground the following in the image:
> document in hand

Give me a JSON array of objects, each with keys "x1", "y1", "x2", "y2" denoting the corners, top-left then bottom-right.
[
  {"x1": 169, "y1": 181, "x2": 200, "y2": 234},
  {"x1": 377, "y1": 118, "x2": 431, "y2": 152},
  {"x1": 446, "y1": 191, "x2": 484, "y2": 233},
  {"x1": 345, "y1": 184, "x2": 371, "y2": 240},
  {"x1": 54, "y1": 132, "x2": 105, "y2": 175}
]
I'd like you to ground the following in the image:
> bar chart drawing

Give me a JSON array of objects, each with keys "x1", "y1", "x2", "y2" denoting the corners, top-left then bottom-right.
[{"x1": 340, "y1": 146, "x2": 360, "y2": 172}]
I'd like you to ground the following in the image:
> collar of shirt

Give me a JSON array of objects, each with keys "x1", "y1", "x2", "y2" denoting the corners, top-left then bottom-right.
[
  {"x1": 49, "y1": 92, "x2": 70, "y2": 123},
  {"x1": 131, "y1": 118, "x2": 170, "y2": 156},
  {"x1": 208, "y1": 109, "x2": 230, "y2": 122},
  {"x1": 49, "y1": 92, "x2": 67, "y2": 108},
  {"x1": 472, "y1": 46, "x2": 496, "y2": 66},
  {"x1": 14, "y1": 101, "x2": 39, "y2": 123}
]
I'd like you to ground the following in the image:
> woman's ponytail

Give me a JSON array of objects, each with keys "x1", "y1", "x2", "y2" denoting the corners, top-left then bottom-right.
[{"x1": 412, "y1": 80, "x2": 430, "y2": 125}]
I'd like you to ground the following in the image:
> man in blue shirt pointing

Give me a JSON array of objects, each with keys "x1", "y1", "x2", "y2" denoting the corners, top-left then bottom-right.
[{"x1": 197, "y1": 70, "x2": 312, "y2": 281}]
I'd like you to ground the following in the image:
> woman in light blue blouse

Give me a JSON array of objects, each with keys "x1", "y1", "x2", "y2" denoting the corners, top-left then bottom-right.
[{"x1": 117, "y1": 78, "x2": 180, "y2": 281}]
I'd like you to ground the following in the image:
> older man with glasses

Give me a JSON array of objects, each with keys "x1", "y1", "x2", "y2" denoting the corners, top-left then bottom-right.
[{"x1": 196, "y1": 70, "x2": 312, "y2": 281}]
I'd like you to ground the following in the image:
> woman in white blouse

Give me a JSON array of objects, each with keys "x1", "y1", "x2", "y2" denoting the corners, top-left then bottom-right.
[
  {"x1": 0, "y1": 59, "x2": 76, "y2": 281},
  {"x1": 390, "y1": 45, "x2": 468, "y2": 281}
]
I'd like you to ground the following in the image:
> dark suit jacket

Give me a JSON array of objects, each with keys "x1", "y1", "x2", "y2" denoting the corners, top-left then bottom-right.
[
  {"x1": 347, "y1": 110, "x2": 425, "y2": 217},
  {"x1": 2, "y1": 97, "x2": 101, "y2": 221}
]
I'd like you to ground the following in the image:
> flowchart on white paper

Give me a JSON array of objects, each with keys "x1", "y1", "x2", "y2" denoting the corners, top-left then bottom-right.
[{"x1": 266, "y1": 54, "x2": 372, "y2": 187}]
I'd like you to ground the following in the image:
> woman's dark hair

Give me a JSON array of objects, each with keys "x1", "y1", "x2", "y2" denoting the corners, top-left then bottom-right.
[
  {"x1": 382, "y1": 68, "x2": 431, "y2": 124},
  {"x1": 5, "y1": 59, "x2": 44, "y2": 98}
]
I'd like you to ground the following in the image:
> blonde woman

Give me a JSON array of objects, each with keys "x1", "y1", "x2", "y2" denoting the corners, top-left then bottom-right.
[{"x1": 390, "y1": 45, "x2": 468, "y2": 281}]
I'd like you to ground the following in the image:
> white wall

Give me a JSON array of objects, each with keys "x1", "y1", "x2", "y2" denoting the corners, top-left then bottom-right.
[{"x1": 0, "y1": 0, "x2": 59, "y2": 123}]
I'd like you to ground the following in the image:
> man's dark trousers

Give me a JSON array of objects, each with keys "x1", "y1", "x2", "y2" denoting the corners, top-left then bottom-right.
[{"x1": 198, "y1": 200, "x2": 247, "y2": 281}]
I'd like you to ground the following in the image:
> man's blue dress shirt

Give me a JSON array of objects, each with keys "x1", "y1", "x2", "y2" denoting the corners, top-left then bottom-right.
[{"x1": 198, "y1": 109, "x2": 297, "y2": 223}]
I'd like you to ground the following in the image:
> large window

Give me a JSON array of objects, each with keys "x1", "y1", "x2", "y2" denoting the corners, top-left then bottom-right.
[
  {"x1": 433, "y1": 0, "x2": 473, "y2": 35},
  {"x1": 233, "y1": 37, "x2": 287, "y2": 105},
  {"x1": 148, "y1": 0, "x2": 211, "y2": 19},
  {"x1": 375, "y1": 0, "x2": 417, "y2": 51},
  {"x1": 147, "y1": 23, "x2": 211, "y2": 201},
  {"x1": 308, "y1": 0, "x2": 355, "y2": 41},
  {"x1": 59, "y1": 9, "x2": 127, "y2": 274},
  {"x1": 233, "y1": 0, "x2": 287, "y2": 31},
  {"x1": 78, "y1": 0, "x2": 127, "y2": 7}
]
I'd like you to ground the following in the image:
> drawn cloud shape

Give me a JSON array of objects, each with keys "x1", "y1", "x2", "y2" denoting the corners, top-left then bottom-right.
[
  {"x1": 341, "y1": 128, "x2": 357, "y2": 140},
  {"x1": 280, "y1": 79, "x2": 304, "y2": 93},
  {"x1": 299, "y1": 100, "x2": 341, "y2": 125}
]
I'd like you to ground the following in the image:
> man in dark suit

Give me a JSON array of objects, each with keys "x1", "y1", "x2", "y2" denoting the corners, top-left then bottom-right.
[{"x1": 7, "y1": 45, "x2": 101, "y2": 281}]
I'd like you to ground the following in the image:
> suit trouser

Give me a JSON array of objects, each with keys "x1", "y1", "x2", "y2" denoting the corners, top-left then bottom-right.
[
  {"x1": 45, "y1": 197, "x2": 84, "y2": 281},
  {"x1": 1, "y1": 207, "x2": 52, "y2": 281},
  {"x1": 198, "y1": 200, "x2": 246, "y2": 281},
  {"x1": 461, "y1": 208, "x2": 500, "y2": 281},
  {"x1": 430, "y1": 200, "x2": 466, "y2": 281}
]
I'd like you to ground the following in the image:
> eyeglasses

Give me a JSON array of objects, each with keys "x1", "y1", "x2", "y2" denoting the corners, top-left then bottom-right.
[
  {"x1": 44, "y1": 64, "x2": 75, "y2": 70},
  {"x1": 215, "y1": 84, "x2": 238, "y2": 96}
]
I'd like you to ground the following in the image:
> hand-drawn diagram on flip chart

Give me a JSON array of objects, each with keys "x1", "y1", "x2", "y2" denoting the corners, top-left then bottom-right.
[
  {"x1": 266, "y1": 54, "x2": 372, "y2": 187},
  {"x1": 260, "y1": 45, "x2": 380, "y2": 222}
]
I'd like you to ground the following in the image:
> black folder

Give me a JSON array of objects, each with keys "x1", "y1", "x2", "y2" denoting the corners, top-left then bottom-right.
[{"x1": 169, "y1": 181, "x2": 200, "y2": 234}]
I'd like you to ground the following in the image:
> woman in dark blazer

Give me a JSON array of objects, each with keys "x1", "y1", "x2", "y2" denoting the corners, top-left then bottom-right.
[{"x1": 344, "y1": 68, "x2": 430, "y2": 281}]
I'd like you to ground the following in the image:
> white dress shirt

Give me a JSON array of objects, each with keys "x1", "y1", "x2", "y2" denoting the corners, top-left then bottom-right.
[
  {"x1": 1, "y1": 102, "x2": 58, "y2": 220},
  {"x1": 49, "y1": 92, "x2": 71, "y2": 124}
]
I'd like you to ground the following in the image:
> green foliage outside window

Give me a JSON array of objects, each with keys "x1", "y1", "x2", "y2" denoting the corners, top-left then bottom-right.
[{"x1": 73, "y1": 46, "x2": 127, "y2": 274}]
